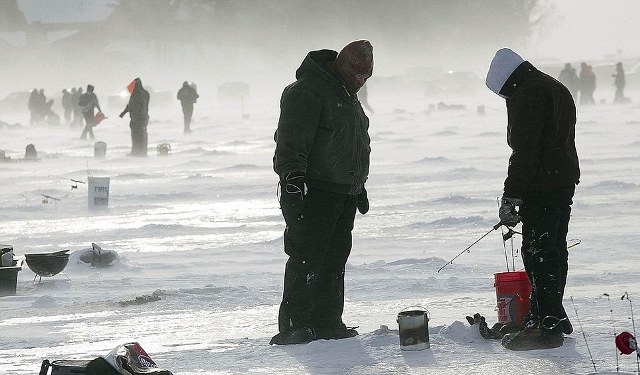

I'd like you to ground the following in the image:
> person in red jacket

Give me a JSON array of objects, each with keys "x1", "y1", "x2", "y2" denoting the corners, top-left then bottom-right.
[{"x1": 486, "y1": 48, "x2": 580, "y2": 351}]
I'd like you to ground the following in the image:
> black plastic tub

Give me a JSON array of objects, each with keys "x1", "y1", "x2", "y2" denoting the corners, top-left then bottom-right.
[
  {"x1": 25, "y1": 250, "x2": 70, "y2": 278},
  {"x1": 0, "y1": 260, "x2": 21, "y2": 297}
]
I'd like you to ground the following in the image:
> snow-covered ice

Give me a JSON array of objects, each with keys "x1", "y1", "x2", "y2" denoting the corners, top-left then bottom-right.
[{"x1": 1, "y1": 85, "x2": 639, "y2": 375}]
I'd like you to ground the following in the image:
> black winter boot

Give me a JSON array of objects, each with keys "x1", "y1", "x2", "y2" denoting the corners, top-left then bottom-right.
[
  {"x1": 270, "y1": 327, "x2": 316, "y2": 345},
  {"x1": 315, "y1": 322, "x2": 359, "y2": 340},
  {"x1": 502, "y1": 321, "x2": 563, "y2": 351}
]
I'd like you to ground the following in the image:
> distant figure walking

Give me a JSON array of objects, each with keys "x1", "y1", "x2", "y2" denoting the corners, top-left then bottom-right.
[
  {"x1": 579, "y1": 62, "x2": 596, "y2": 105},
  {"x1": 28, "y1": 88, "x2": 40, "y2": 126},
  {"x1": 72, "y1": 87, "x2": 84, "y2": 127},
  {"x1": 176, "y1": 81, "x2": 199, "y2": 134},
  {"x1": 613, "y1": 62, "x2": 627, "y2": 103},
  {"x1": 119, "y1": 78, "x2": 150, "y2": 157},
  {"x1": 79, "y1": 85, "x2": 102, "y2": 140},
  {"x1": 558, "y1": 63, "x2": 579, "y2": 100},
  {"x1": 62, "y1": 89, "x2": 73, "y2": 126}
]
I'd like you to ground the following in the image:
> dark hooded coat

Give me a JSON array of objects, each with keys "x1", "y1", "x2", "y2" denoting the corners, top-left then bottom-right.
[
  {"x1": 273, "y1": 49, "x2": 370, "y2": 195},
  {"x1": 123, "y1": 81, "x2": 150, "y2": 123},
  {"x1": 500, "y1": 61, "x2": 580, "y2": 201}
]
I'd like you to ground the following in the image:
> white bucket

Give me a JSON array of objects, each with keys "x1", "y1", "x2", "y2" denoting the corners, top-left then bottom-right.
[
  {"x1": 397, "y1": 306, "x2": 430, "y2": 350},
  {"x1": 94, "y1": 142, "x2": 107, "y2": 158},
  {"x1": 88, "y1": 177, "x2": 110, "y2": 209}
]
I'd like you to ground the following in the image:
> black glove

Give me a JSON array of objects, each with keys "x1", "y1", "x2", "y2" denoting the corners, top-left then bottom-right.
[
  {"x1": 499, "y1": 196, "x2": 523, "y2": 227},
  {"x1": 466, "y1": 313, "x2": 516, "y2": 340},
  {"x1": 357, "y1": 187, "x2": 369, "y2": 215},
  {"x1": 279, "y1": 172, "x2": 305, "y2": 224}
]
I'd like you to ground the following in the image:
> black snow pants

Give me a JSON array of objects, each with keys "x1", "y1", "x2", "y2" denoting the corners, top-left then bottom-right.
[
  {"x1": 520, "y1": 186, "x2": 574, "y2": 330},
  {"x1": 181, "y1": 103, "x2": 194, "y2": 133},
  {"x1": 277, "y1": 187, "x2": 358, "y2": 333},
  {"x1": 80, "y1": 111, "x2": 95, "y2": 140},
  {"x1": 129, "y1": 119, "x2": 148, "y2": 156}
]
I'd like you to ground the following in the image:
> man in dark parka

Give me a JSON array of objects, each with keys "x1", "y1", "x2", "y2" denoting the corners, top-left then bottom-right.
[
  {"x1": 177, "y1": 81, "x2": 199, "y2": 134},
  {"x1": 486, "y1": 48, "x2": 580, "y2": 351},
  {"x1": 119, "y1": 78, "x2": 150, "y2": 157},
  {"x1": 271, "y1": 40, "x2": 373, "y2": 345}
]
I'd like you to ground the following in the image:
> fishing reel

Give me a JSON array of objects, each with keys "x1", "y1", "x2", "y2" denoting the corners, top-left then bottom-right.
[
  {"x1": 616, "y1": 331, "x2": 639, "y2": 357},
  {"x1": 502, "y1": 227, "x2": 521, "y2": 241}
]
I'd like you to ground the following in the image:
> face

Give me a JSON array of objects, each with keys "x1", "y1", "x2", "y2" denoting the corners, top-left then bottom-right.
[{"x1": 337, "y1": 60, "x2": 373, "y2": 95}]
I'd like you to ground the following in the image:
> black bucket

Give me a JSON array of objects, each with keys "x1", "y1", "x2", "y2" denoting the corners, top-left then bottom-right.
[
  {"x1": 0, "y1": 260, "x2": 21, "y2": 297},
  {"x1": 397, "y1": 307, "x2": 430, "y2": 350}
]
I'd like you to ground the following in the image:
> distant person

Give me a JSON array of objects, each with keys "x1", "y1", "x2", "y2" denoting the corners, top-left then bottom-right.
[
  {"x1": 62, "y1": 89, "x2": 73, "y2": 126},
  {"x1": 486, "y1": 48, "x2": 580, "y2": 351},
  {"x1": 28, "y1": 88, "x2": 39, "y2": 125},
  {"x1": 558, "y1": 63, "x2": 579, "y2": 100},
  {"x1": 79, "y1": 85, "x2": 102, "y2": 140},
  {"x1": 613, "y1": 62, "x2": 627, "y2": 103},
  {"x1": 33, "y1": 89, "x2": 47, "y2": 125},
  {"x1": 37, "y1": 89, "x2": 47, "y2": 113},
  {"x1": 72, "y1": 87, "x2": 84, "y2": 127},
  {"x1": 24, "y1": 143, "x2": 38, "y2": 160},
  {"x1": 42, "y1": 97, "x2": 60, "y2": 126},
  {"x1": 176, "y1": 81, "x2": 199, "y2": 134},
  {"x1": 270, "y1": 40, "x2": 373, "y2": 345},
  {"x1": 119, "y1": 78, "x2": 150, "y2": 157},
  {"x1": 579, "y1": 62, "x2": 596, "y2": 105}
]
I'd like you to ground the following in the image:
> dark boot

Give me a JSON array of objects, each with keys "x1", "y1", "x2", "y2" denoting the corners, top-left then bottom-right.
[
  {"x1": 314, "y1": 322, "x2": 358, "y2": 340},
  {"x1": 269, "y1": 327, "x2": 315, "y2": 345},
  {"x1": 502, "y1": 321, "x2": 563, "y2": 351},
  {"x1": 560, "y1": 306, "x2": 573, "y2": 334}
]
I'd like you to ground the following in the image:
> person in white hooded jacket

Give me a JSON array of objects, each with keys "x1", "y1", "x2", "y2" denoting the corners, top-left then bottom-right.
[{"x1": 486, "y1": 48, "x2": 580, "y2": 351}]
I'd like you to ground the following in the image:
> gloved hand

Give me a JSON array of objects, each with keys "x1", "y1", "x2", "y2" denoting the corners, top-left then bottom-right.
[
  {"x1": 466, "y1": 313, "x2": 515, "y2": 340},
  {"x1": 357, "y1": 187, "x2": 369, "y2": 215},
  {"x1": 279, "y1": 171, "x2": 305, "y2": 224},
  {"x1": 119, "y1": 111, "x2": 125, "y2": 118},
  {"x1": 499, "y1": 196, "x2": 523, "y2": 227}
]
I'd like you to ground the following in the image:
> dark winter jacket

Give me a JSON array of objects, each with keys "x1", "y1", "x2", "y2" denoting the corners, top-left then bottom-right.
[
  {"x1": 122, "y1": 83, "x2": 150, "y2": 123},
  {"x1": 273, "y1": 49, "x2": 370, "y2": 195},
  {"x1": 79, "y1": 92, "x2": 100, "y2": 114},
  {"x1": 500, "y1": 61, "x2": 580, "y2": 200},
  {"x1": 177, "y1": 84, "x2": 199, "y2": 106}
]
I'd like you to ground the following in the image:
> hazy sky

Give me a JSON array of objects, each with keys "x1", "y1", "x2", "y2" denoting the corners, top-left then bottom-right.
[
  {"x1": 4, "y1": 0, "x2": 640, "y2": 99},
  {"x1": 530, "y1": 0, "x2": 640, "y2": 62},
  {"x1": 14, "y1": 0, "x2": 640, "y2": 64}
]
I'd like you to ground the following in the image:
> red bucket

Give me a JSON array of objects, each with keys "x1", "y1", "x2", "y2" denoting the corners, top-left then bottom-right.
[
  {"x1": 91, "y1": 112, "x2": 106, "y2": 126},
  {"x1": 494, "y1": 271, "x2": 531, "y2": 324}
]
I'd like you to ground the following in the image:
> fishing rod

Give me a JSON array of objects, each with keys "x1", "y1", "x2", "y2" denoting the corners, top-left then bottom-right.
[
  {"x1": 438, "y1": 222, "x2": 580, "y2": 273},
  {"x1": 500, "y1": 226, "x2": 521, "y2": 271},
  {"x1": 602, "y1": 293, "x2": 620, "y2": 373},
  {"x1": 571, "y1": 296, "x2": 597, "y2": 373},
  {"x1": 622, "y1": 292, "x2": 639, "y2": 373},
  {"x1": 437, "y1": 222, "x2": 504, "y2": 273}
]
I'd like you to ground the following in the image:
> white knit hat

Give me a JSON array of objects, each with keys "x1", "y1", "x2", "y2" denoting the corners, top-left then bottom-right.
[{"x1": 486, "y1": 48, "x2": 525, "y2": 98}]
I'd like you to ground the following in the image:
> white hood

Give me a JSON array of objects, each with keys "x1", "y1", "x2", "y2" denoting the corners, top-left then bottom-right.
[{"x1": 486, "y1": 48, "x2": 525, "y2": 98}]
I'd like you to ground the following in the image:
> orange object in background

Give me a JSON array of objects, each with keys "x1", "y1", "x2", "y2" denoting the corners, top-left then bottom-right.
[
  {"x1": 127, "y1": 80, "x2": 136, "y2": 93},
  {"x1": 91, "y1": 111, "x2": 107, "y2": 126}
]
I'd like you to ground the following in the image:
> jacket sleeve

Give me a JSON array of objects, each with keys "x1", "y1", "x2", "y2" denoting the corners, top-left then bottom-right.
[
  {"x1": 273, "y1": 85, "x2": 321, "y2": 177},
  {"x1": 503, "y1": 92, "x2": 546, "y2": 197}
]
